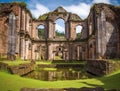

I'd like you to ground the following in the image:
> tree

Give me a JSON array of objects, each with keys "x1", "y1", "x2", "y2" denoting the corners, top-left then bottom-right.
[
  {"x1": 55, "y1": 30, "x2": 64, "y2": 37},
  {"x1": 38, "y1": 29, "x2": 45, "y2": 38}
]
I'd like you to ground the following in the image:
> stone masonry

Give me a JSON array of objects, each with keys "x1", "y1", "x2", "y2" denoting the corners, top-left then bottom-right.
[{"x1": 0, "y1": 2, "x2": 120, "y2": 61}]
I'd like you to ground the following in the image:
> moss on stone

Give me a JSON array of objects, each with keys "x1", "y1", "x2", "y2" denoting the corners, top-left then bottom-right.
[
  {"x1": 11, "y1": 2, "x2": 27, "y2": 8},
  {"x1": 39, "y1": 14, "x2": 48, "y2": 20}
]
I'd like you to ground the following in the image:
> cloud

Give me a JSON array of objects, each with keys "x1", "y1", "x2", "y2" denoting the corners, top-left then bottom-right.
[
  {"x1": 28, "y1": 0, "x2": 112, "y2": 19},
  {"x1": 93, "y1": 0, "x2": 111, "y2": 4},
  {"x1": 30, "y1": 3, "x2": 50, "y2": 18},
  {"x1": 55, "y1": 24, "x2": 65, "y2": 33},
  {"x1": 63, "y1": 0, "x2": 111, "y2": 19},
  {"x1": 63, "y1": 3, "x2": 91, "y2": 19},
  {"x1": 76, "y1": 26, "x2": 82, "y2": 33}
]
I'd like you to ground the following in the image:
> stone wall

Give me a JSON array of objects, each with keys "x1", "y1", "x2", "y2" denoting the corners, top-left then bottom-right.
[
  {"x1": 94, "y1": 4, "x2": 119, "y2": 59},
  {"x1": 86, "y1": 60, "x2": 120, "y2": 76},
  {"x1": 0, "y1": 62, "x2": 8, "y2": 71},
  {"x1": 0, "y1": 16, "x2": 9, "y2": 54},
  {"x1": 8, "y1": 62, "x2": 35, "y2": 76},
  {"x1": 0, "y1": 3, "x2": 120, "y2": 61},
  {"x1": 37, "y1": 63, "x2": 84, "y2": 68},
  {"x1": 20, "y1": 87, "x2": 120, "y2": 91},
  {"x1": 0, "y1": 62, "x2": 35, "y2": 76}
]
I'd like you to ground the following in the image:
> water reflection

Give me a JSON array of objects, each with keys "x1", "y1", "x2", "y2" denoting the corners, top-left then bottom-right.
[{"x1": 23, "y1": 68, "x2": 89, "y2": 81}]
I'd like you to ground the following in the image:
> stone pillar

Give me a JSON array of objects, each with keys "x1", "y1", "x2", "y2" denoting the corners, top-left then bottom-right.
[
  {"x1": 65, "y1": 51, "x2": 68, "y2": 61},
  {"x1": 7, "y1": 12, "x2": 17, "y2": 60},
  {"x1": 48, "y1": 44, "x2": 53, "y2": 60},
  {"x1": 48, "y1": 21, "x2": 54, "y2": 39},
  {"x1": 96, "y1": 14, "x2": 103, "y2": 59},
  {"x1": 63, "y1": 51, "x2": 66, "y2": 60},
  {"x1": 92, "y1": 45, "x2": 95, "y2": 59},
  {"x1": 25, "y1": 39, "x2": 29, "y2": 60},
  {"x1": 31, "y1": 43, "x2": 35, "y2": 60},
  {"x1": 65, "y1": 22, "x2": 69, "y2": 39},
  {"x1": 101, "y1": 11, "x2": 107, "y2": 58},
  {"x1": 69, "y1": 43, "x2": 73, "y2": 61},
  {"x1": 20, "y1": 36, "x2": 25, "y2": 60},
  {"x1": 72, "y1": 45, "x2": 76, "y2": 60},
  {"x1": 53, "y1": 51, "x2": 55, "y2": 60},
  {"x1": 53, "y1": 22, "x2": 56, "y2": 38},
  {"x1": 79, "y1": 46, "x2": 82, "y2": 60},
  {"x1": 15, "y1": 31, "x2": 19, "y2": 56},
  {"x1": 77, "y1": 46, "x2": 80, "y2": 60}
]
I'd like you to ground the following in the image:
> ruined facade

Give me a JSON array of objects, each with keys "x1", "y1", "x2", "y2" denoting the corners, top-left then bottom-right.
[{"x1": 0, "y1": 3, "x2": 120, "y2": 61}]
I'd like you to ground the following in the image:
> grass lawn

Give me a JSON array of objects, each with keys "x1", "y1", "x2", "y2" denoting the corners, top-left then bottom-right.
[
  {"x1": 36, "y1": 60, "x2": 85, "y2": 65},
  {"x1": 36, "y1": 61, "x2": 52, "y2": 65},
  {"x1": 0, "y1": 60, "x2": 30, "y2": 66},
  {"x1": 0, "y1": 58, "x2": 31, "y2": 66},
  {"x1": 0, "y1": 70, "x2": 120, "y2": 91}
]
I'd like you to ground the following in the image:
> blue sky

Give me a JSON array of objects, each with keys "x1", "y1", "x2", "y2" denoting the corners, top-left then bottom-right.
[
  {"x1": 1, "y1": 0, "x2": 120, "y2": 19},
  {"x1": 0, "y1": 0, "x2": 120, "y2": 33}
]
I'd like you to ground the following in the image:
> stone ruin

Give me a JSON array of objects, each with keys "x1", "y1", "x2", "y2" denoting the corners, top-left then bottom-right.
[{"x1": 0, "y1": 2, "x2": 120, "y2": 61}]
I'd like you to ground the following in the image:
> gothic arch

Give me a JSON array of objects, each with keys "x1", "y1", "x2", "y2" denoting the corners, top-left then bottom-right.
[{"x1": 37, "y1": 7, "x2": 83, "y2": 39}]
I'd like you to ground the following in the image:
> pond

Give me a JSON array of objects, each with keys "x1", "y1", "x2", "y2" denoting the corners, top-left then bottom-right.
[{"x1": 23, "y1": 68, "x2": 91, "y2": 81}]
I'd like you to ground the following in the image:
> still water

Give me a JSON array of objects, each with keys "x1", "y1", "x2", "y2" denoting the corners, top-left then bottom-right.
[{"x1": 23, "y1": 68, "x2": 90, "y2": 81}]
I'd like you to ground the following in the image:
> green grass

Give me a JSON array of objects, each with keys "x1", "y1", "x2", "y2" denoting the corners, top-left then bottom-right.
[
  {"x1": 43, "y1": 68, "x2": 57, "y2": 71},
  {"x1": 0, "y1": 69, "x2": 120, "y2": 91},
  {"x1": 55, "y1": 56, "x2": 63, "y2": 60},
  {"x1": 0, "y1": 60, "x2": 30, "y2": 66},
  {"x1": 0, "y1": 57, "x2": 31, "y2": 66},
  {"x1": 109, "y1": 59, "x2": 120, "y2": 62},
  {"x1": 36, "y1": 60, "x2": 85, "y2": 65},
  {"x1": 36, "y1": 61, "x2": 52, "y2": 65}
]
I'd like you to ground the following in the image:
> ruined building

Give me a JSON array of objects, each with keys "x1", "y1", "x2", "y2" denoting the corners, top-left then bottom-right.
[{"x1": 0, "y1": 2, "x2": 120, "y2": 61}]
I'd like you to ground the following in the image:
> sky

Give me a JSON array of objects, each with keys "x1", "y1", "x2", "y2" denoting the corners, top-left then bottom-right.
[{"x1": 0, "y1": 0, "x2": 120, "y2": 33}]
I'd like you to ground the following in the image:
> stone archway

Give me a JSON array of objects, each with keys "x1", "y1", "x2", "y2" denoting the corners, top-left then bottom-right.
[
  {"x1": 75, "y1": 25, "x2": 83, "y2": 39},
  {"x1": 33, "y1": 6, "x2": 84, "y2": 61},
  {"x1": 37, "y1": 25, "x2": 45, "y2": 39},
  {"x1": 55, "y1": 18, "x2": 65, "y2": 38}
]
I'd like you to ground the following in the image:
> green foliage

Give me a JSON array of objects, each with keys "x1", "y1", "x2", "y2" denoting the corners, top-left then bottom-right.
[
  {"x1": 76, "y1": 32, "x2": 81, "y2": 39},
  {"x1": 39, "y1": 14, "x2": 48, "y2": 20},
  {"x1": 11, "y1": 1, "x2": 32, "y2": 17},
  {"x1": 11, "y1": 1, "x2": 27, "y2": 7},
  {"x1": 55, "y1": 30, "x2": 64, "y2": 37},
  {"x1": 38, "y1": 29, "x2": 45, "y2": 38}
]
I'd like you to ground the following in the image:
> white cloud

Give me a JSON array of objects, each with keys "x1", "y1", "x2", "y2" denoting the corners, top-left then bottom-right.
[
  {"x1": 55, "y1": 24, "x2": 65, "y2": 33},
  {"x1": 76, "y1": 26, "x2": 82, "y2": 33},
  {"x1": 30, "y1": 3, "x2": 50, "y2": 18},
  {"x1": 63, "y1": 3, "x2": 91, "y2": 19},
  {"x1": 28, "y1": 0, "x2": 112, "y2": 19},
  {"x1": 63, "y1": 0, "x2": 111, "y2": 19},
  {"x1": 93, "y1": 0, "x2": 111, "y2": 4}
]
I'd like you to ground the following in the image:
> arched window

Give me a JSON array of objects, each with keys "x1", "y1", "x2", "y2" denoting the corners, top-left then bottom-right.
[
  {"x1": 37, "y1": 25, "x2": 45, "y2": 39},
  {"x1": 76, "y1": 25, "x2": 82, "y2": 39},
  {"x1": 55, "y1": 18, "x2": 65, "y2": 38}
]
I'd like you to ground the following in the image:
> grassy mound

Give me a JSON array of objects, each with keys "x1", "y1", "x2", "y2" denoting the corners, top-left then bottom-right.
[{"x1": 0, "y1": 69, "x2": 120, "y2": 91}]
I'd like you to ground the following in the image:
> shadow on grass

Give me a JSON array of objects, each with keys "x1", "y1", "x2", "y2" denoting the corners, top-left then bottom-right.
[
  {"x1": 81, "y1": 82, "x2": 101, "y2": 87},
  {"x1": 79, "y1": 72, "x2": 120, "y2": 89},
  {"x1": 99, "y1": 72, "x2": 120, "y2": 89}
]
